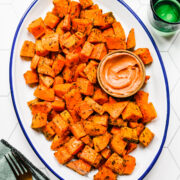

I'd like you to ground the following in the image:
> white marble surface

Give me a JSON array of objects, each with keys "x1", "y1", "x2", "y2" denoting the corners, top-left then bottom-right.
[{"x1": 0, "y1": 0, "x2": 180, "y2": 179}]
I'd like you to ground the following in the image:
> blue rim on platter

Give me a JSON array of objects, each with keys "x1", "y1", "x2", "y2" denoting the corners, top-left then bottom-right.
[{"x1": 9, "y1": 0, "x2": 170, "y2": 179}]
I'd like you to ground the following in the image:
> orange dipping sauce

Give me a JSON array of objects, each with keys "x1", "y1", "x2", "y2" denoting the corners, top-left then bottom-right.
[{"x1": 98, "y1": 52, "x2": 145, "y2": 97}]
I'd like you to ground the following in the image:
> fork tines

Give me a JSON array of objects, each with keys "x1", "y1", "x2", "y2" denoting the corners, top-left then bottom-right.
[{"x1": 5, "y1": 151, "x2": 27, "y2": 178}]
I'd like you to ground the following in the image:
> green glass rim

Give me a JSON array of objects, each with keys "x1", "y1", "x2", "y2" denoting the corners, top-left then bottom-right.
[{"x1": 150, "y1": 0, "x2": 180, "y2": 24}]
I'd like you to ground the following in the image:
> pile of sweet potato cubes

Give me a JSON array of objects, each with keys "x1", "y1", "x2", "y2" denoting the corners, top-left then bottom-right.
[{"x1": 20, "y1": 0, "x2": 157, "y2": 179}]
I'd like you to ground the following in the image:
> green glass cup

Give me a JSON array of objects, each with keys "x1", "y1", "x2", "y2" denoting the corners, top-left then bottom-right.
[{"x1": 148, "y1": 0, "x2": 180, "y2": 32}]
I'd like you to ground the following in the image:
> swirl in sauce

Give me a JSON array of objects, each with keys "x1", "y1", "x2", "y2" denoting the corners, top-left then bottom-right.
[{"x1": 100, "y1": 53, "x2": 144, "y2": 96}]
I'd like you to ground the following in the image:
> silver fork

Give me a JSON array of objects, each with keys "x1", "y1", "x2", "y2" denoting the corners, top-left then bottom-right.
[{"x1": 5, "y1": 150, "x2": 32, "y2": 179}]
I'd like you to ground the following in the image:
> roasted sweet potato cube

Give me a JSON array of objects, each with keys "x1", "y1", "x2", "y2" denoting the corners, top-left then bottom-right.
[
  {"x1": 60, "y1": 110, "x2": 73, "y2": 124},
  {"x1": 39, "y1": 74, "x2": 54, "y2": 88},
  {"x1": 120, "y1": 127, "x2": 139, "y2": 143},
  {"x1": 38, "y1": 57, "x2": 54, "y2": 66},
  {"x1": 66, "y1": 159, "x2": 91, "y2": 176},
  {"x1": 42, "y1": 121, "x2": 56, "y2": 140},
  {"x1": 94, "y1": 166, "x2": 117, "y2": 180},
  {"x1": 52, "y1": 54, "x2": 65, "y2": 76},
  {"x1": 112, "y1": 22, "x2": 126, "y2": 40},
  {"x1": 110, "y1": 134, "x2": 127, "y2": 156},
  {"x1": 27, "y1": 98, "x2": 39, "y2": 110},
  {"x1": 42, "y1": 33, "x2": 59, "y2": 52},
  {"x1": 105, "y1": 153, "x2": 124, "y2": 174},
  {"x1": 44, "y1": 12, "x2": 60, "y2": 29},
  {"x1": 139, "y1": 127, "x2": 154, "y2": 147},
  {"x1": 62, "y1": 66, "x2": 73, "y2": 82},
  {"x1": 80, "y1": 41, "x2": 94, "y2": 62},
  {"x1": 101, "y1": 12, "x2": 115, "y2": 29},
  {"x1": 54, "y1": 83, "x2": 73, "y2": 98},
  {"x1": 66, "y1": 137, "x2": 84, "y2": 155},
  {"x1": 66, "y1": 53, "x2": 79, "y2": 67},
  {"x1": 73, "y1": 63, "x2": 87, "y2": 81},
  {"x1": 83, "y1": 121, "x2": 107, "y2": 136},
  {"x1": 53, "y1": 0, "x2": 70, "y2": 18},
  {"x1": 53, "y1": 76, "x2": 64, "y2": 88},
  {"x1": 110, "y1": 127, "x2": 122, "y2": 135},
  {"x1": 31, "y1": 55, "x2": 40, "y2": 70},
  {"x1": 24, "y1": 70, "x2": 38, "y2": 84},
  {"x1": 62, "y1": 14, "x2": 71, "y2": 31},
  {"x1": 59, "y1": 32, "x2": 71, "y2": 48},
  {"x1": 56, "y1": 21, "x2": 64, "y2": 36},
  {"x1": 81, "y1": 9, "x2": 103, "y2": 26},
  {"x1": 34, "y1": 85, "x2": 55, "y2": 101},
  {"x1": 126, "y1": 143, "x2": 137, "y2": 154},
  {"x1": 101, "y1": 148, "x2": 111, "y2": 159},
  {"x1": 122, "y1": 102, "x2": 143, "y2": 121},
  {"x1": 75, "y1": 101, "x2": 93, "y2": 119},
  {"x1": 90, "y1": 43, "x2": 107, "y2": 61},
  {"x1": 62, "y1": 35, "x2": 77, "y2": 49},
  {"x1": 54, "y1": 146, "x2": 73, "y2": 164},
  {"x1": 90, "y1": 114, "x2": 108, "y2": 126},
  {"x1": 53, "y1": 114, "x2": 69, "y2": 136},
  {"x1": 93, "y1": 88, "x2": 108, "y2": 104},
  {"x1": 75, "y1": 31, "x2": 86, "y2": 46},
  {"x1": 85, "y1": 97, "x2": 105, "y2": 115},
  {"x1": 103, "y1": 101, "x2": 128, "y2": 119},
  {"x1": 93, "y1": 132, "x2": 111, "y2": 152},
  {"x1": 81, "y1": 135, "x2": 93, "y2": 147},
  {"x1": 134, "y1": 48, "x2": 153, "y2": 65},
  {"x1": 76, "y1": 78, "x2": 94, "y2": 96},
  {"x1": 20, "y1": 41, "x2": 35, "y2": 58},
  {"x1": 84, "y1": 60, "x2": 98, "y2": 84},
  {"x1": 31, "y1": 101, "x2": 52, "y2": 115},
  {"x1": 70, "y1": 122, "x2": 86, "y2": 139},
  {"x1": 134, "y1": 90, "x2": 149, "y2": 107},
  {"x1": 140, "y1": 103, "x2": 157, "y2": 123},
  {"x1": 70, "y1": 1, "x2": 81, "y2": 18},
  {"x1": 88, "y1": 28, "x2": 103, "y2": 43},
  {"x1": 79, "y1": 0, "x2": 93, "y2": 9},
  {"x1": 102, "y1": 28, "x2": 114, "y2": 37},
  {"x1": 35, "y1": 40, "x2": 49, "y2": 56},
  {"x1": 129, "y1": 122, "x2": 145, "y2": 136},
  {"x1": 127, "y1": 28, "x2": 136, "y2": 50},
  {"x1": 69, "y1": 110, "x2": 81, "y2": 123},
  {"x1": 56, "y1": 4, "x2": 70, "y2": 18},
  {"x1": 65, "y1": 88, "x2": 82, "y2": 111},
  {"x1": 28, "y1": 18, "x2": 46, "y2": 39},
  {"x1": 79, "y1": 145, "x2": 102, "y2": 168},
  {"x1": 105, "y1": 36, "x2": 126, "y2": 50},
  {"x1": 38, "y1": 63, "x2": 55, "y2": 77},
  {"x1": 109, "y1": 117, "x2": 127, "y2": 127},
  {"x1": 52, "y1": 99, "x2": 65, "y2": 111},
  {"x1": 51, "y1": 135, "x2": 70, "y2": 150},
  {"x1": 72, "y1": 19, "x2": 93, "y2": 35},
  {"x1": 123, "y1": 155, "x2": 136, "y2": 175},
  {"x1": 31, "y1": 113, "x2": 47, "y2": 129}
]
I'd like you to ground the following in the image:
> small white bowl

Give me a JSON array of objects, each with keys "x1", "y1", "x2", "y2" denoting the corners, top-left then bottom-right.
[{"x1": 97, "y1": 50, "x2": 146, "y2": 98}]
